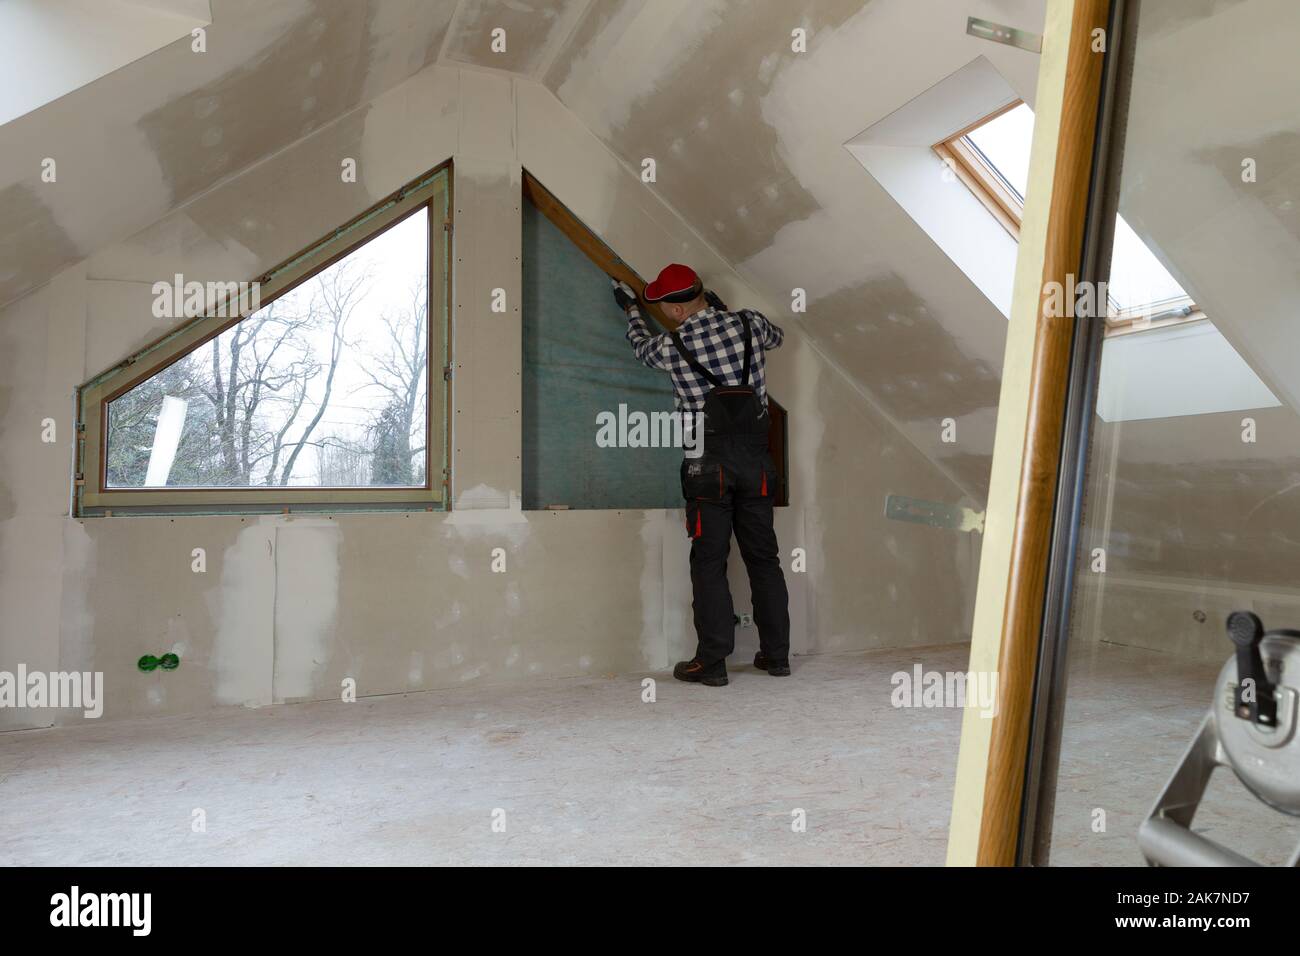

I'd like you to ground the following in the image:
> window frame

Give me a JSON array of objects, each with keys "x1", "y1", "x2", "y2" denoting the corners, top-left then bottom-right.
[
  {"x1": 74, "y1": 161, "x2": 453, "y2": 516},
  {"x1": 1102, "y1": 297, "x2": 1204, "y2": 336},
  {"x1": 936, "y1": 104, "x2": 1202, "y2": 338},
  {"x1": 933, "y1": 100, "x2": 1026, "y2": 240}
]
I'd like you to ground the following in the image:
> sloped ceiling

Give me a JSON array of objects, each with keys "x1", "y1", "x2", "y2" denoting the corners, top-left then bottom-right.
[{"x1": 0, "y1": 0, "x2": 458, "y2": 308}]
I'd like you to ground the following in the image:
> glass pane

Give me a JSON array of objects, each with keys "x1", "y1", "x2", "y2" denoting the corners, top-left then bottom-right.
[
  {"x1": 965, "y1": 102, "x2": 1034, "y2": 201},
  {"x1": 106, "y1": 207, "x2": 429, "y2": 489},
  {"x1": 964, "y1": 102, "x2": 1190, "y2": 320},
  {"x1": 1046, "y1": 0, "x2": 1300, "y2": 866},
  {"x1": 1107, "y1": 215, "x2": 1191, "y2": 315}
]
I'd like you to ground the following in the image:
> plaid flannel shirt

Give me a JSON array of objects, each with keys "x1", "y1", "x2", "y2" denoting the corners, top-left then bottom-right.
[{"x1": 625, "y1": 305, "x2": 783, "y2": 412}]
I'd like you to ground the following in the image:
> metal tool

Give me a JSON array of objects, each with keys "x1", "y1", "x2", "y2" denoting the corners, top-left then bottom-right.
[
  {"x1": 1138, "y1": 611, "x2": 1300, "y2": 866},
  {"x1": 883, "y1": 494, "x2": 984, "y2": 533}
]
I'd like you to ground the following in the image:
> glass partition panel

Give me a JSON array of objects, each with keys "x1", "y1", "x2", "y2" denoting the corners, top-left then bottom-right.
[{"x1": 1046, "y1": 0, "x2": 1300, "y2": 866}]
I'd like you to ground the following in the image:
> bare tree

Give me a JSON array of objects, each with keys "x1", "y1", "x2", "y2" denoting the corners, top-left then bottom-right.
[
  {"x1": 275, "y1": 261, "x2": 371, "y2": 484},
  {"x1": 106, "y1": 259, "x2": 380, "y2": 489},
  {"x1": 316, "y1": 437, "x2": 370, "y2": 486},
  {"x1": 199, "y1": 298, "x2": 319, "y2": 486},
  {"x1": 360, "y1": 279, "x2": 428, "y2": 485}
]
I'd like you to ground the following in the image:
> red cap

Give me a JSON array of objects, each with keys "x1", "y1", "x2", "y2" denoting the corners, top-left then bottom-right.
[{"x1": 643, "y1": 263, "x2": 702, "y2": 303}]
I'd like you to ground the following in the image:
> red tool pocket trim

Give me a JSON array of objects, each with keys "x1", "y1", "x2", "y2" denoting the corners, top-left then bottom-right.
[{"x1": 760, "y1": 470, "x2": 768, "y2": 496}]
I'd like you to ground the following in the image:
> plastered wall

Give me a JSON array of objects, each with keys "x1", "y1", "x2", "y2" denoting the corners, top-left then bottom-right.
[
  {"x1": 0, "y1": 63, "x2": 978, "y2": 730},
  {"x1": 1068, "y1": 407, "x2": 1300, "y2": 665}
]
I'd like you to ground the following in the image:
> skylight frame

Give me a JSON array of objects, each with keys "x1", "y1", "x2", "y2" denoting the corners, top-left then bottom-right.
[
  {"x1": 934, "y1": 100, "x2": 1026, "y2": 240},
  {"x1": 935, "y1": 102, "x2": 1202, "y2": 336}
]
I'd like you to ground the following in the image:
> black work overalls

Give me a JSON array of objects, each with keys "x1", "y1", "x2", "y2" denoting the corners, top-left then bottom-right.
[{"x1": 671, "y1": 311, "x2": 790, "y2": 669}]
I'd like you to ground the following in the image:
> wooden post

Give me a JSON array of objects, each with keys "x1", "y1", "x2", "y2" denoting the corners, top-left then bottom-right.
[{"x1": 945, "y1": 0, "x2": 1112, "y2": 866}]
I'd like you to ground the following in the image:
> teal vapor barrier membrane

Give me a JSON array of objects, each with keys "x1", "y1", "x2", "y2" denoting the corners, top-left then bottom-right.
[{"x1": 522, "y1": 201, "x2": 681, "y2": 510}]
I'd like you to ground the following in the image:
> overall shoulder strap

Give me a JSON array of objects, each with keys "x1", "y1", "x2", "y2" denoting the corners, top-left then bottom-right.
[
  {"x1": 737, "y1": 310, "x2": 754, "y2": 387},
  {"x1": 670, "y1": 328, "x2": 724, "y2": 387}
]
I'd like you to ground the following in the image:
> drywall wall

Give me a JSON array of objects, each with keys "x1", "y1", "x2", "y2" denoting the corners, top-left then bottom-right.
[
  {"x1": 0, "y1": 60, "x2": 978, "y2": 729},
  {"x1": 1072, "y1": 573, "x2": 1300, "y2": 666},
  {"x1": 1085, "y1": 409, "x2": 1300, "y2": 588},
  {"x1": 1066, "y1": 404, "x2": 1300, "y2": 664}
]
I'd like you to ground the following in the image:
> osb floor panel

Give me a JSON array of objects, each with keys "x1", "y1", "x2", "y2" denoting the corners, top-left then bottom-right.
[
  {"x1": 1, "y1": 646, "x2": 970, "y2": 866},
  {"x1": 4, "y1": 640, "x2": 1294, "y2": 866}
]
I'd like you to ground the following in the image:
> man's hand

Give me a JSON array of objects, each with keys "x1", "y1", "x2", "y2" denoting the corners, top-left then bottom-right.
[
  {"x1": 611, "y1": 278, "x2": 638, "y2": 313},
  {"x1": 704, "y1": 289, "x2": 729, "y2": 312}
]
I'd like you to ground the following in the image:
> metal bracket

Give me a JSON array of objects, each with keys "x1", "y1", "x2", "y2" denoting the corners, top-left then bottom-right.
[
  {"x1": 966, "y1": 17, "x2": 1043, "y2": 53},
  {"x1": 884, "y1": 494, "x2": 985, "y2": 533}
]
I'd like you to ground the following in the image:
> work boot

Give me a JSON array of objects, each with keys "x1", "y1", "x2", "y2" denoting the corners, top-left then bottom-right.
[
  {"x1": 753, "y1": 652, "x2": 790, "y2": 676},
  {"x1": 673, "y1": 658, "x2": 728, "y2": 686}
]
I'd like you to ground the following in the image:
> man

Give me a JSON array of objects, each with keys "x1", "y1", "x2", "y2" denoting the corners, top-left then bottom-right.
[{"x1": 612, "y1": 263, "x2": 790, "y2": 687}]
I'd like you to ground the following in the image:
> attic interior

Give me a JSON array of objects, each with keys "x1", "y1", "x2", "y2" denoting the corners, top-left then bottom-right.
[{"x1": 2, "y1": 0, "x2": 1299, "y2": 874}]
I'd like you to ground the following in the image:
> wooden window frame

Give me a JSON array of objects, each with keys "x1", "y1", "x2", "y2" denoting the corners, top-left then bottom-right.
[
  {"x1": 934, "y1": 100, "x2": 1027, "y2": 240},
  {"x1": 74, "y1": 161, "x2": 453, "y2": 516},
  {"x1": 1102, "y1": 296, "x2": 1202, "y2": 336},
  {"x1": 522, "y1": 171, "x2": 677, "y2": 331},
  {"x1": 937, "y1": 103, "x2": 1202, "y2": 339}
]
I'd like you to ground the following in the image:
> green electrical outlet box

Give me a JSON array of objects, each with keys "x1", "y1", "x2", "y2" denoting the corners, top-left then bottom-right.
[{"x1": 138, "y1": 653, "x2": 180, "y2": 672}]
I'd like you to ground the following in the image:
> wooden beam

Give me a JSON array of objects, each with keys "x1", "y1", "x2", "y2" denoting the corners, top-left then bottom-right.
[
  {"x1": 974, "y1": 0, "x2": 1112, "y2": 866},
  {"x1": 522, "y1": 171, "x2": 678, "y2": 331}
]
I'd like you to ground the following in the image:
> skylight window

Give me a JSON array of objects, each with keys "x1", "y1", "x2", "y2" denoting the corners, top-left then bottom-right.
[
  {"x1": 936, "y1": 102, "x2": 1199, "y2": 333},
  {"x1": 1106, "y1": 217, "x2": 1194, "y2": 319},
  {"x1": 965, "y1": 102, "x2": 1033, "y2": 202}
]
